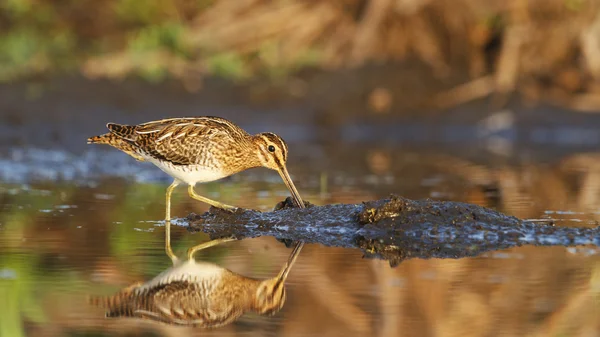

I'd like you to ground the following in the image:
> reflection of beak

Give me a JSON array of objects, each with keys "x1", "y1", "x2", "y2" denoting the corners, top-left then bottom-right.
[
  {"x1": 276, "y1": 242, "x2": 304, "y2": 282},
  {"x1": 277, "y1": 165, "x2": 305, "y2": 208},
  {"x1": 275, "y1": 164, "x2": 305, "y2": 284}
]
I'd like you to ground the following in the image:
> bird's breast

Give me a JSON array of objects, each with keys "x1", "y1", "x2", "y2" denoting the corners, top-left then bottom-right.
[
  {"x1": 140, "y1": 260, "x2": 226, "y2": 291},
  {"x1": 149, "y1": 158, "x2": 230, "y2": 184}
]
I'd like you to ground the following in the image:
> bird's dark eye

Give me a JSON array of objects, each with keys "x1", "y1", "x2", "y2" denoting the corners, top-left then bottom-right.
[{"x1": 268, "y1": 145, "x2": 276, "y2": 152}]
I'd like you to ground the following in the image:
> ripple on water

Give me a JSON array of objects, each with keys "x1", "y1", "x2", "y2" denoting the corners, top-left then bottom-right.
[{"x1": 0, "y1": 147, "x2": 169, "y2": 184}]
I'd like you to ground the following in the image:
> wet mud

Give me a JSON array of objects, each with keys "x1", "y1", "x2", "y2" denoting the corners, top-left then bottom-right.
[{"x1": 187, "y1": 195, "x2": 600, "y2": 267}]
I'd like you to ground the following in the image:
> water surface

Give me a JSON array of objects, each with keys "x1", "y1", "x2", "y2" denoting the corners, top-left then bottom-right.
[
  {"x1": 2, "y1": 81, "x2": 600, "y2": 336},
  {"x1": 2, "y1": 146, "x2": 600, "y2": 337}
]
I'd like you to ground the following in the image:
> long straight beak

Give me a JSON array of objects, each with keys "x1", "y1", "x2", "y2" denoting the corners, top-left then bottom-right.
[
  {"x1": 277, "y1": 165, "x2": 305, "y2": 209},
  {"x1": 276, "y1": 241, "x2": 304, "y2": 282},
  {"x1": 275, "y1": 164, "x2": 306, "y2": 284}
]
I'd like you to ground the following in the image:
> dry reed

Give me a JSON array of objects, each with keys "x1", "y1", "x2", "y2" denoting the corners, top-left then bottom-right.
[{"x1": 56, "y1": 0, "x2": 597, "y2": 110}]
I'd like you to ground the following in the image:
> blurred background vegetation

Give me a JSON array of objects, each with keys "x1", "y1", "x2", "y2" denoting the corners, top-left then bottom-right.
[
  {"x1": 2, "y1": 2, "x2": 600, "y2": 335},
  {"x1": 2, "y1": 0, "x2": 600, "y2": 110}
]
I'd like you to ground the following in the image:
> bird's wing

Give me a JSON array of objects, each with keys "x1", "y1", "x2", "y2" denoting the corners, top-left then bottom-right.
[
  {"x1": 138, "y1": 280, "x2": 237, "y2": 327},
  {"x1": 130, "y1": 118, "x2": 245, "y2": 165}
]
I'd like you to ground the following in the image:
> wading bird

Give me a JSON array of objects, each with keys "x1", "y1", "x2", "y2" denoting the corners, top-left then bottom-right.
[
  {"x1": 88, "y1": 116, "x2": 304, "y2": 262},
  {"x1": 90, "y1": 238, "x2": 303, "y2": 327}
]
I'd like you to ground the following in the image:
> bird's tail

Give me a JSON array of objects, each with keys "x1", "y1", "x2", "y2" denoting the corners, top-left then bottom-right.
[
  {"x1": 88, "y1": 282, "x2": 145, "y2": 318},
  {"x1": 88, "y1": 292, "x2": 136, "y2": 318},
  {"x1": 87, "y1": 131, "x2": 145, "y2": 162},
  {"x1": 87, "y1": 133, "x2": 112, "y2": 145},
  {"x1": 88, "y1": 121, "x2": 137, "y2": 144}
]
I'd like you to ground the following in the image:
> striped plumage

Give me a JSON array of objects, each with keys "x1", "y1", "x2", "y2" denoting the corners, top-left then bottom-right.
[
  {"x1": 88, "y1": 116, "x2": 304, "y2": 263},
  {"x1": 90, "y1": 242, "x2": 303, "y2": 327},
  {"x1": 87, "y1": 117, "x2": 293, "y2": 183}
]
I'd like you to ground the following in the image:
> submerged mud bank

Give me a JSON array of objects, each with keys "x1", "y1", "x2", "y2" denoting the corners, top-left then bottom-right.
[{"x1": 187, "y1": 195, "x2": 600, "y2": 266}]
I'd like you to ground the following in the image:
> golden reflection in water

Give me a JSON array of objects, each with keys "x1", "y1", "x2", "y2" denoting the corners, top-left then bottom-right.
[
  {"x1": 3, "y1": 150, "x2": 600, "y2": 336},
  {"x1": 89, "y1": 240, "x2": 303, "y2": 328},
  {"x1": 351, "y1": 150, "x2": 600, "y2": 223},
  {"x1": 428, "y1": 153, "x2": 600, "y2": 221}
]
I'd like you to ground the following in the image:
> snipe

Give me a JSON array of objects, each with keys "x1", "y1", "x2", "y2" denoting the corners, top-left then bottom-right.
[
  {"x1": 90, "y1": 239, "x2": 304, "y2": 328},
  {"x1": 88, "y1": 116, "x2": 304, "y2": 262}
]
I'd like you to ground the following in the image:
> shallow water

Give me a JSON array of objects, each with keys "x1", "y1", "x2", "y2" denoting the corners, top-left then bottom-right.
[
  {"x1": 2, "y1": 80, "x2": 600, "y2": 336},
  {"x1": 2, "y1": 146, "x2": 600, "y2": 337}
]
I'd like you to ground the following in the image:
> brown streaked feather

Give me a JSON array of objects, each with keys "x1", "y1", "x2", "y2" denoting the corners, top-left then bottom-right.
[
  {"x1": 88, "y1": 281, "x2": 144, "y2": 317},
  {"x1": 87, "y1": 133, "x2": 145, "y2": 161},
  {"x1": 100, "y1": 117, "x2": 256, "y2": 167},
  {"x1": 106, "y1": 123, "x2": 137, "y2": 141},
  {"x1": 91, "y1": 277, "x2": 256, "y2": 327},
  {"x1": 88, "y1": 116, "x2": 254, "y2": 167}
]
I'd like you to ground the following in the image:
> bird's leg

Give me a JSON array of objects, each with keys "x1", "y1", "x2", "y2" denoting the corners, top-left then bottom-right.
[
  {"x1": 188, "y1": 185, "x2": 237, "y2": 211},
  {"x1": 165, "y1": 180, "x2": 180, "y2": 263},
  {"x1": 187, "y1": 237, "x2": 237, "y2": 260}
]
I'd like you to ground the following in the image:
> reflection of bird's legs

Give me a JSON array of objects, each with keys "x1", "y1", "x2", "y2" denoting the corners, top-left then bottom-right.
[
  {"x1": 188, "y1": 185, "x2": 237, "y2": 210},
  {"x1": 187, "y1": 237, "x2": 237, "y2": 260},
  {"x1": 165, "y1": 180, "x2": 180, "y2": 263}
]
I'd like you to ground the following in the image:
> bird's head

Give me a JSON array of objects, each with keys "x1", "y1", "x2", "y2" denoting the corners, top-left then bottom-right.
[
  {"x1": 254, "y1": 132, "x2": 304, "y2": 207},
  {"x1": 253, "y1": 242, "x2": 303, "y2": 316},
  {"x1": 254, "y1": 277, "x2": 287, "y2": 316}
]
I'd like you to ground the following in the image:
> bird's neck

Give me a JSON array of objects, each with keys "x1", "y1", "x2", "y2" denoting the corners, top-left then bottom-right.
[
  {"x1": 241, "y1": 135, "x2": 266, "y2": 168},
  {"x1": 217, "y1": 137, "x2": 262, "y2": 176},
  {"x1": 232, "y1": 277, "x2": 264, "y2": 312}
]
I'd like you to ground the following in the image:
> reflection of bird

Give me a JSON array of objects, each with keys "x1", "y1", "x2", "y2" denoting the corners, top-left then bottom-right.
[
  {"x1": 90, "y1": 240, "x2": 303, "y2": 328},
  {"x1": 87, "y1": 116, "x2": 304, "y2": 262}
]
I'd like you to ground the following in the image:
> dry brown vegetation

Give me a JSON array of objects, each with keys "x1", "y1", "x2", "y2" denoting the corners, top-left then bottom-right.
[{"x1": 4, "y1": 0, "x2": 600, "y2": 110}]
